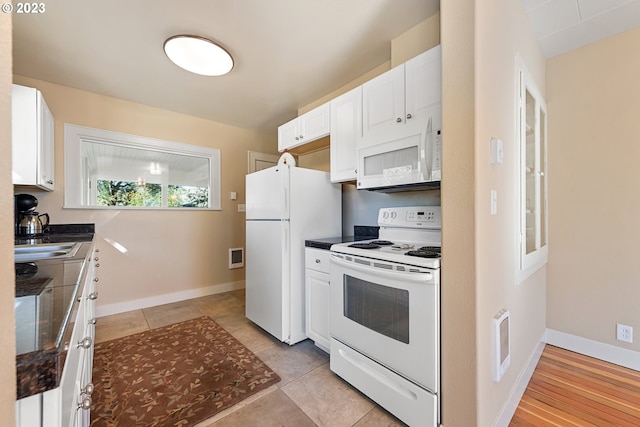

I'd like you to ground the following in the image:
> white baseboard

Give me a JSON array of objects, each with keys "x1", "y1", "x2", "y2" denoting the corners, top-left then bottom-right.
[
  {"x1": 545, "y1": 328, "x2": 640, "y2": 371},
  {"x1": 95, "y1": 280, "x2": 245, "y2": 318},
  {"x1": 494, "y1": 335, "x2": 546, "y2": 427}
]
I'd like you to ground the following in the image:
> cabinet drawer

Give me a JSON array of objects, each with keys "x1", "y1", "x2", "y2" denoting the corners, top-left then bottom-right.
[{"x1": 305, "y1": 248, "x2": 331, "y2": 274}]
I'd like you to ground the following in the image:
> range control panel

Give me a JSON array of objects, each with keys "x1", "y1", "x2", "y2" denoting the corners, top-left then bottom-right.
[{"x1": 378, "y1": 206, "x2": 442, "y2": 229}]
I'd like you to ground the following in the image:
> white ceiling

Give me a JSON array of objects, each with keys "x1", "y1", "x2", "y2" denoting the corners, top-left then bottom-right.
[
  {"x1": 522, "y1": 0, "x2": 640, "y2": 58},
  {"x1": 12, "y1": 0, "x2": 438, "y2": 134},
  {"x1": 12, "y1": 1, "x2": 640, "y2": 135}
]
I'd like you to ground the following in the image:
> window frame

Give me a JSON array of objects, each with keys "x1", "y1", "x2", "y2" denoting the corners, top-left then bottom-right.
[
  {"x1": 516, "y1": 57, "x2": 548, "y2": 282},
  {"x1": 64, "y1": 124, "x2": 221, "y2": 210}
]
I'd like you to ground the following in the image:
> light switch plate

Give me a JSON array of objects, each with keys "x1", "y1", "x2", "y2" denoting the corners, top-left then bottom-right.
[
  {"x1": 491, "y1": 138, "x2": 504, "y2": 165},
  {"x1": 491, "y1": 190, "x2": 498, "y2": 215}
]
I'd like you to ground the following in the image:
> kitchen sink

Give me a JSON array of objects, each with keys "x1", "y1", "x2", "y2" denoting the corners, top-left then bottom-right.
[{"x1": 14, "y1": 242, "x2": 82, "y2": 262}]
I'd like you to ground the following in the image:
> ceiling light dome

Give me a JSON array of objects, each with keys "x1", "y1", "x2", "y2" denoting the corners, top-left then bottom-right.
[{"x1": 163, "y1": 35, "x2": 234, "y2": 76}]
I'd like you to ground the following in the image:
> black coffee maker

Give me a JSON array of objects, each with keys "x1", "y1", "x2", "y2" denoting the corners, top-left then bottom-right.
[{"x1": 15, "y1": 194, "x2": 50, "y2": 237}]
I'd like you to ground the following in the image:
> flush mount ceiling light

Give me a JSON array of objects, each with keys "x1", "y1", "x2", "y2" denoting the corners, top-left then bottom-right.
[{"x1": 163, "y1": 35, "x2": 234, "y2": 76}]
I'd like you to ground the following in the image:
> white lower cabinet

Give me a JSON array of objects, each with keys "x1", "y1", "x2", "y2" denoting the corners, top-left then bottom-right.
[
  {"x1": 305, "y1": 247, "x2": 331, "y2": 353},
  {"x1": 16, "y1": 245, "x2": 98, "y2": 427}
]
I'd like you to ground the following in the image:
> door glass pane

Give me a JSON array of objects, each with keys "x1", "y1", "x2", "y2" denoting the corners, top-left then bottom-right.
[
  {"x1": 525, "y1": 89, "x2": 536, "y2": 254},
  {"x1": 343, "y1": 275, "x2": 409, "y2": 344},
  {"x1": 539, "y1": 109, "x2": 547, "y2": 247}
]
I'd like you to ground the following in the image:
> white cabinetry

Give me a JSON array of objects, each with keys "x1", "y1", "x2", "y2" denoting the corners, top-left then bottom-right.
[
  {"x1": 12, "y1": 84, "x2": 55, "y2": 191},
  {"x1": 16, "y1": 245, "x2": 98, "y2": 427},
  {"x1": 278, "y1": 102, "x2": 330, "y2": 152},
  {"x1": 330, "y1": 87, "x2": 361, "y2": 183},
  {"x1": 305, "y1": 247, "x2": 331, "y2": 353},
  {"x1": 361, "y1": 45, "x2": 441, "y2": 147}
]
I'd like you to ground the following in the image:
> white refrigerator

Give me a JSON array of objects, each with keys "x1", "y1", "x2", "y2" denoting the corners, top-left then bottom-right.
[{"x1": 245, "y1": 165, "x2": 341, "y2": 344}]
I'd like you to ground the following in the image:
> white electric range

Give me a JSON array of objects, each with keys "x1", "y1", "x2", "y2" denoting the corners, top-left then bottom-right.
[{"x1": 329, "y1": 206, "x2": 441, "y2": 427}]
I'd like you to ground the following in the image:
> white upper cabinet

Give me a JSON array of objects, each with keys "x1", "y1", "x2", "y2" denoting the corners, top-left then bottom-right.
[
  {"x1": 12, "y1": 84, "x2": 55, "y2": 191},
  {"x1": 330, "y1": 86, "x2": 362, "y2": 183},
  {"x1": 405, "y1": 45, "x2": 442, "y2": 132},
  {"x1": 278, "y1": 102, "x2": 330, "y2": 152},
  {"x1": 362, "y1": 45, "x2": 441, "y2": 147}
]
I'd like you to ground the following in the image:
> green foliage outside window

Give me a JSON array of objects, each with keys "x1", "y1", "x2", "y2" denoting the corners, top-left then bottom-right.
[{"x1": 97, "y1": 180, "x2": 208, "y2": 208}]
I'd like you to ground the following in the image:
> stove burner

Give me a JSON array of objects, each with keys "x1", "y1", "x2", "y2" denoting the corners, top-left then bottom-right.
[
  {"x1": 349, "y1": 242, "x2": 380, "y2": 249},
  {"x1": 370, "y1": 240, "x2": 394, "y2": 246},
  {"x1": 406, "y1": 250, "x2": 440, "y2": 258},
  {"x1": 406, "y1": 246, "x2": 441, "y2": 258},
  {"x1": 418, "y1": 246, "x2": 441, "y2": 253}
]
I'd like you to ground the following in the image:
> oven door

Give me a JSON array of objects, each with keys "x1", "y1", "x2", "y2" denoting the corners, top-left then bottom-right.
[{"x1": 330, "y1": 251, "x2": 439, "y2": 392}]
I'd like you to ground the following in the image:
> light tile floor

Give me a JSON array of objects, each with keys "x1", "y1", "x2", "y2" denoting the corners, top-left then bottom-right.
[{"x1": 94, "y1": 289, "x2": 407, "y2": 427}]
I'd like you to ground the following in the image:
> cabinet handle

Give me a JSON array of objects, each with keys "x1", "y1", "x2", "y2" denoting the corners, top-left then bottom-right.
[
  {"x1": 78, "y1": 396, "x2": 92, "y2": 411},
  {"x1": 89, "y1": 318, "x2": 97, "y2": 325},
  {"x1": 95, "y1": 263, "x2": 100, "y2": 268},
  {"x1": 94, "y1": 277, "x2": 99, "y2": 282},
  {"x1": 396, "y1": 117, "x2": 402, "y2": 123},
  {"x1": 406, "y1": 113, "x2": 412, "y2": 119},
  {"x1": 295, "y1": 136, "x2": 300, "y2": 141},
  {"x1": 315, "y1": 259, "x2": 321, "y2": 264},
  {"x1": 95, "y1": 248, "x2": 100, "y2": 253},
  {"x1": 88, "y1": 292, "x2": 99, "y2": 300},
  {"x1": 46, "y1": 180, "x2": 54, "y2": 185},
  {"x1": 94, "y1": 256, "x2": 99, "y2": 261},
  {"x1": 77, "y1": 337, "x2": 92, "y2": 349},
  {"x1": 299, "y1": 134, "x2": 304, "y2": 139},
  {"x1": 82, "y1": 383, "x2": 94, "y2": 395}
]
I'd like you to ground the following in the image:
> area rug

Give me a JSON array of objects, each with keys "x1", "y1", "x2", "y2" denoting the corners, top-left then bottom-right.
[{"x1": 90, "y1": 316, "x2": 280, "y2": 427}]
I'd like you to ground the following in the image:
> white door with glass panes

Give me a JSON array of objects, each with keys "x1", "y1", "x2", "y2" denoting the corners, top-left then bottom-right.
[{"x1": 517, "y1": 57, "x2": 548, "y2": 279}]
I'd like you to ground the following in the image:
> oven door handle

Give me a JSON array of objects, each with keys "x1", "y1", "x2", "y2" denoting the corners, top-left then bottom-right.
[{"x1": 330, "y1": 254, "x2": 434, "y2": 282}]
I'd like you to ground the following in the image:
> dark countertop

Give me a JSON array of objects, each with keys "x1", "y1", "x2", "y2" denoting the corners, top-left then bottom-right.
[
  {"x1": 305, "y1": 225, "x2": 380, "y2": 251},
  {"x1": 15, "y1": 225, "x2": 95, "y2": 400}
]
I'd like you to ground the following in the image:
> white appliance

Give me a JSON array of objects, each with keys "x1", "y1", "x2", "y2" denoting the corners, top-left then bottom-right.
[
  {"x1": 330, "y1": 206, "x2": 441, "y2": 427},
  {"x1": 357, "y1": 123, "x2": 441, "y2": 191},
  {"x1": 245, "y1": 165, "x2": 341, "y2": 344}
]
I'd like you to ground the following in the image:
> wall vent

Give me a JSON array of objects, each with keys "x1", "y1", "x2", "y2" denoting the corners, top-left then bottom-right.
[
  {"x1": 493, "y1": 309, "x2": 511, "y2": 382},
  {"x1": 229, "y1": 248, "x2": 244, "y2": 269}
]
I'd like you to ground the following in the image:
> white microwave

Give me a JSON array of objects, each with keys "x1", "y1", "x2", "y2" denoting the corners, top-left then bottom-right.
[{"x1": 357, "y1": 123, "x2": 441, "y2": 191}]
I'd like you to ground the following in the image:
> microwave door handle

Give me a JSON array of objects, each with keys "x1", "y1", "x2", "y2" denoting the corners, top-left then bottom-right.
[
  {"x1": 330, "y1": 254, "x2": 434, "y2": 283},
  {"x1": 422, "y1": 117, "x2": 433, "y2": 180}
]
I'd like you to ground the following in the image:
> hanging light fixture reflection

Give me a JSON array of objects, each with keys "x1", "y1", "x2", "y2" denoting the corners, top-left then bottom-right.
[
  {"x1": 149, "y1": 162, "x2": 162, "y2": 175},
  {"x1": 163, "y1": 35, "x2": 234, "y2": 76}
]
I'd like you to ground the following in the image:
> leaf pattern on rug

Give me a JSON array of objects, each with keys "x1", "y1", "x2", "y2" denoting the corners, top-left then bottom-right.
[{"x1": 90, "y1": 316, "x2": 280, "y2": 427}]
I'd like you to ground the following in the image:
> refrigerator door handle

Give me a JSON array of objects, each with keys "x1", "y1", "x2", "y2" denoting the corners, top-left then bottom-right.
[
  {"x1": 283, "y1": 224, "x2": 288, "y2": 256},
  {"x1": 283, "y1": 187, "x2": 288, "y2": 218}
]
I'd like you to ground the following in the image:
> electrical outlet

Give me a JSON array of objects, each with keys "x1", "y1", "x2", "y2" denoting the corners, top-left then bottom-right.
[{"x1": 617, "y1": 323, "x2": 633, "y2": 343}]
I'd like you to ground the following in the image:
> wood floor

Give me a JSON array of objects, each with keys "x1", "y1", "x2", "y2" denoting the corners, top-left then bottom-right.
[{"x1": 510, "y1": 344, "x2": 640, "y2": 426}]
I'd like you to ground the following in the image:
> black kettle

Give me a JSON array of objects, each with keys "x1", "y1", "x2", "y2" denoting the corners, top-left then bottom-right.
[{"x1": 17, "y1": 211, "x2": 49, "y2": 237}]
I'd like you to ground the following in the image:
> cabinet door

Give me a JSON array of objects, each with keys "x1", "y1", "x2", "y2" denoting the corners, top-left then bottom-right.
[
  {"x1": 277, "y1": 118, "x2": 299, "y2": 152},
  {"x1": 299, "y1": 102, "x2": 330, "y2": 142},
  {"x1": 405, "y1": 45, "x2": 441, "y2": 132},
  {"x1": 38, "y1": 93, "x2": 55, "y2": 190},
  {"x1": 330, "y1": 87, "x2": 361, "y2": 182},
  {"x1": 362, "y1": 65, "x2": 405, "y2": 143},
  {"x1": 305, "y1": 269, "x2": 331, "y2": 352},
  {"x1": 12, "y1": 84, "x2": 55, "y2": 191}
]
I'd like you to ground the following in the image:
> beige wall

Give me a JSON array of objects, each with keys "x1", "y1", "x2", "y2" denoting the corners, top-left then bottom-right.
[
  {"x1": 0, "y1": 11, "x2": 16, "y2": 425},
  {"x1": 474, "y1": 0, "x2": 547, "y2": 425},
  {"x1": 547, "y1": 27, "x2": 640, "y2": 352},
  {"x1": 13, "y1": 76, "x2": 277, "y2": 312},
  {"x1": 440, "y1": 1, "x2": 477, "y2": 425},
  {"x1": 441, "y1": 0, "x2": 547, "y2": 425}
]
